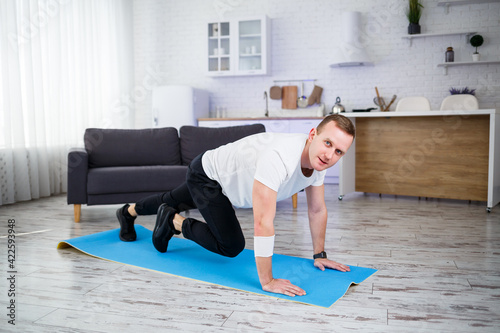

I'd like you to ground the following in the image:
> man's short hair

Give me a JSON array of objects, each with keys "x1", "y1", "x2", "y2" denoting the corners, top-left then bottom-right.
[{"x1": 316, "y1": 114, "x2": 356, "y2": 139}]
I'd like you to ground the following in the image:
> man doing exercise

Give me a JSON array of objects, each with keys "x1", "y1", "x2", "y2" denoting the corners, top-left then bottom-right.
[{"x1": 116, "y1": 114, "x2": 355, "y2": 297}]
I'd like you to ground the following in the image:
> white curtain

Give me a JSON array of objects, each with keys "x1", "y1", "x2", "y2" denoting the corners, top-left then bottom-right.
[{"x1": 0, "y1": 0, "x2": 133, "y2": 205}]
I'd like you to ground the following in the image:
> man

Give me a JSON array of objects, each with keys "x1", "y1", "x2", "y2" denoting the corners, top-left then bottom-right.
[{"x1": 116, "y1": 114, "x2": 355, "y2": 297}]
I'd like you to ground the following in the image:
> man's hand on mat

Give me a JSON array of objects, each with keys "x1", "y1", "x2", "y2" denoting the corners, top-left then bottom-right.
[
  {"x1": 263, "y1": 278, "x2": 306, "y2": 297},
  {"x1": 314, "y1": 259, "x2": 350, "y2": 272}
]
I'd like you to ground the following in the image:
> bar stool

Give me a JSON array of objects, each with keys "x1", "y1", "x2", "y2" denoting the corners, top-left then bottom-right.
[
  {"x1": 395, "y1": 96, "x2": 432, "y2": 111},
  {"x1": 440, "y1": 95, "x2": 478, "y2": 111}
]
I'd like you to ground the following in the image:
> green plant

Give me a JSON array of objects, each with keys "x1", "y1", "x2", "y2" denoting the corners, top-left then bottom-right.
[
  {"x1": 470, "y1": 35, "x2": 484, "y2": 54},
  {"x1": 406, "y1": 0, "x2": 424, "y2": 24}
]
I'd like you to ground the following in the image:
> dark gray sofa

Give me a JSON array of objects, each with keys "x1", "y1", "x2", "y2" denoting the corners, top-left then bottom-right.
[{"x1": 67, "y1": 124, "x2": 266, "y2": 222}]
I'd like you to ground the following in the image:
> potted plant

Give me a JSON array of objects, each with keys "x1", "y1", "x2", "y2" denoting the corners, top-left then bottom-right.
[
  {"x1": 449, "y1": 87, "x2": 476, "y2": 95},
  {"x1": 406, "y1": 0, "x2": 424, "y2": 34},
  {"x1": 470, "y1": 34, "x2": 484, "y2": 61}
]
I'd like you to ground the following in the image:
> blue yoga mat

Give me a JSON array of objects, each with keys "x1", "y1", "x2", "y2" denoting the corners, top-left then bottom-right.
[{"x1": 57, "y1": 225, "x2": 376, "y2": 307}]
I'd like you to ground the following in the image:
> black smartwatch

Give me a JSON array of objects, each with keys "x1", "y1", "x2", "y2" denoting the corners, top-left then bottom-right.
[{"x1": 313, "y1": 251, "x2": 327, "y2": 260}]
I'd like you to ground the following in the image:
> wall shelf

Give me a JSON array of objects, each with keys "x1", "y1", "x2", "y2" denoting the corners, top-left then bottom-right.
[
  {"x1": 402, "y1": 31, "x2": 476, "y2": 46},
  {"x1": 437, "y1": 60, "x2": 500, "y2": 74},
  {"x1": 438, "y1": 0, "x2": 500, "y2": 13}
]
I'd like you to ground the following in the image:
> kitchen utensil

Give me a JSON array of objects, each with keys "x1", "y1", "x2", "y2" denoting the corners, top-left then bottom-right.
[
  {"x1": 307, "y1": 85, "x2": 323, "y2": 106},
  {"x1": 297, "y1": 82, "x2": 308, "y2": 108},
  {"x1": 264, "y1": 91, "x2": 269, "y2": 117},
  {"x1": 331, "y1": 97, "x2": 345, "y2": 114},
  {"x1": 375, "y1": 87, "x2": 383, "y2": 111},
  {"x1": 373, "y1": 96, "x2": 387, "y2": 110},
  {"x1": 384, "y1": 95, "x2": 397, "y2": 111},
  {"x1": 282, "y1": 86, "x2": 298, "y2": 109},
  {"x1": 373, "y1": 94, "x2": 396, "y2": 111},
  {"x1": 353, "y1": 108, "x2": 376, "y2": 112},
  {"x1": 379, "y1": 97, "x2": 387, "y2": 110},
  {"x1": 270, "y1": 85, "x2": 282, "y2": 100}
]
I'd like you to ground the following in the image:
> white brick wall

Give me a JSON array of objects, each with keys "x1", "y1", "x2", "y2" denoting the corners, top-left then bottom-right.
[{"x1": 132, "y1": 0, "x2": 500, "y2": 128}]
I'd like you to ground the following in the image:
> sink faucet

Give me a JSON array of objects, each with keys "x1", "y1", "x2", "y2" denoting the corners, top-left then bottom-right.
[{"x1": 264, "y1": 91, "x2": 269, "y2": 117}]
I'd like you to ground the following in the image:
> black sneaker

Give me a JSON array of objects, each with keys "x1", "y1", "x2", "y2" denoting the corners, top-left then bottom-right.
[
  {"x1": 116, "y1": 204, "x2": 137, "y2": 242},
  {"x1": 152, "y1": 204, "x2": 179, "y2": 253}
]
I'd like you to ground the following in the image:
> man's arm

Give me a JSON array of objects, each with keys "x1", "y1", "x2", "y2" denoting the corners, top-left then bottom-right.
[
  {"x1": 305, "y1": 184, "x2": 350, "y2": 272},
  {"x1": 253, "y1": 180, "x2": 306, "y2": 297}
]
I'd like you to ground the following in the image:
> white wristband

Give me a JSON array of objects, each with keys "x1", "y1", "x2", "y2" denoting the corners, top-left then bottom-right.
[{"x1": 254, "y1": 235, "x2": 275, "y2": 257}]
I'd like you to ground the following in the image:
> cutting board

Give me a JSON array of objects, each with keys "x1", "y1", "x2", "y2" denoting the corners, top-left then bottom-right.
[{"x1": 281, "y1": 86, "x2": 298, "y2": 109}]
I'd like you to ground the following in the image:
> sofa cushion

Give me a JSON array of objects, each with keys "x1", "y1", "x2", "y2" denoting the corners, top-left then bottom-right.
[
  {"x1": 85, "y1": 128, "x2": 181, "y2": 168},
  {"x1": 179, "y1": 124, "x2": 266, "y2": 165},
  {"x1": 87, "y1": 165, "x2": 188, "y2": 195}
]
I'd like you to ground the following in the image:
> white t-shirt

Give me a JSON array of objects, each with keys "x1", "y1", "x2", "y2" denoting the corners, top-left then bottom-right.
[{"x1": 201, "y1": 132, "x2": 326, "y2": 208}]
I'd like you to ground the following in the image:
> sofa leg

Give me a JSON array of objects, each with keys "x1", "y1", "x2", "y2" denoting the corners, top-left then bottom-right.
[
  {"x1": 74, "y1": 204, "x2": 81, "y2": 223},
  {"x1": 292, "y1": 193, "x2": 298, "y2": 209}
]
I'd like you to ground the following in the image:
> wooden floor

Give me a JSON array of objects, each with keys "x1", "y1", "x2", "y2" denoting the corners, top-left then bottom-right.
[{"x1": 0, "y1": 186, "x2": 499, "y2": 332}]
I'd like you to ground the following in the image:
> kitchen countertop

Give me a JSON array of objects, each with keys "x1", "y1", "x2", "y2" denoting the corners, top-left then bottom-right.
[
  {"x1": 198, "y1": 116, "x2": 325, "y2": 121},
  {"x1": 199, "y1": 109, "x2": 498, "y2": 121},
  {"x1": 339, "y1": 109, "x2": 498, "y2": 117}
]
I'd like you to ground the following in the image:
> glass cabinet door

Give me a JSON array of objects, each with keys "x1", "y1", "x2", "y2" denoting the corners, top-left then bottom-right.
[
  {"x1": 238, "y1": 19, "x2": 262, "y2": 72},
  {"x1": 208, "y1": 22, "x2": 230, "y2": 73}
]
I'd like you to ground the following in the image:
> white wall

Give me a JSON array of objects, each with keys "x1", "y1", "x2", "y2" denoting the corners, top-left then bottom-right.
[{"x1": 132, "y1": 0, "x2": 500, "y2": 128}]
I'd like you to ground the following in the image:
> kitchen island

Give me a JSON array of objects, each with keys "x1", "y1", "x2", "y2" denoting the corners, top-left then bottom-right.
[{"x1": 338, "y1": 109, "x2": 500, "y2": 212}]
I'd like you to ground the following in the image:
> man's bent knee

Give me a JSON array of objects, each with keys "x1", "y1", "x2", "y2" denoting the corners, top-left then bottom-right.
[{"x1": 220, "y1": 239, "x2": 245, "y2": 258}]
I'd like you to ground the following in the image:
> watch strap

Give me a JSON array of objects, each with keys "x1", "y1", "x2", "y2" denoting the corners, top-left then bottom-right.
[{"x1": 313, "y1": 251, "x2": 327, "y2": 260}]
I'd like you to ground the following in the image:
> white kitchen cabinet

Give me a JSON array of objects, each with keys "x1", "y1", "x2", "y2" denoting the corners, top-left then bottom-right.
[
  {"x1": 259, "y1": 119, "x2": 289, "y2": 133},
  {"x1": 198, "y1": 118, "x2": 339, "y2": 184},
  {"x1": 198, "y1": 119, "x2": 288, "y2": 132},
  {"x1": 207, "y1": 16, "x2": 271, "y2": 77},
  {"x1": 197, "y1": 120, "x2": 232, "y2": 128}
]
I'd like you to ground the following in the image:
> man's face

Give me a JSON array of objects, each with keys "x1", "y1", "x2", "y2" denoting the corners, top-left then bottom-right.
[{"x1": 307, "y1": 121, "x2": 353, "y2": 171}]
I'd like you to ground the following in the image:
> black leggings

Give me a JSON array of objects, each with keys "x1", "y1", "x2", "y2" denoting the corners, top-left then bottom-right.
[{"x1": 134, "y1": 154, "x2": 245, "y2": 258}]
